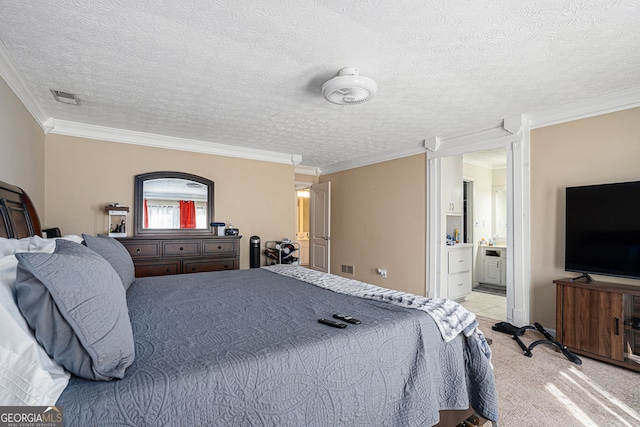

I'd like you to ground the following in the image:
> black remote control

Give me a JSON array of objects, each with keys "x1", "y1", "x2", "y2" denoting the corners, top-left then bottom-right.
[
  {"x1": 333, "y1": 313, "x2": 361, "y2": 324},
  {"x1": 318, "y1": 318, "x2": 347, "y2": 328}
]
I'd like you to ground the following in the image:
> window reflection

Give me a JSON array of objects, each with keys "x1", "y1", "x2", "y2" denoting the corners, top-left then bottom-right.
[{"x1": 142, "y1": 178, "x2": 208, "y2": 229}]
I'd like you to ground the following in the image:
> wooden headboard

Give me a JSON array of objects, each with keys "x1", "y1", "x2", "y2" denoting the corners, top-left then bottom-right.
[{"x1": 0, "y1": 180, "x2": 42, "y2": 239}]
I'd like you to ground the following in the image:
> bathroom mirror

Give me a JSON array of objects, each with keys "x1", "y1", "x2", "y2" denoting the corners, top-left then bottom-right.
[
  {"x1": 134, "y1": 171, "x2": 214, "y2": 236},
  {"x1": 492, "y1": 186, "x2": 507, "y2": 243}
]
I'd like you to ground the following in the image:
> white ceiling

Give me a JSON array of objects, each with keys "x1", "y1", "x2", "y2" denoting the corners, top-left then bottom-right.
[
  {"x1": 464, "y1": 147, "x2": 507, "y2": 170},
  {"x1": 1, "y1": 1, "x2": 639, "y2": 170}
]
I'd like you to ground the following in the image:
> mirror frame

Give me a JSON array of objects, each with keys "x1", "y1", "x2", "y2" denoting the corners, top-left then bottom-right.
[{"x1": 134, "y1": 171, "x2": 215, "y2": 236}]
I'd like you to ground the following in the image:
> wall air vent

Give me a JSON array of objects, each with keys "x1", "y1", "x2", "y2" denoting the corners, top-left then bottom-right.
[
  {"x1": 341, "y1": 264, "x2": 355, "y2": 276},
  {"x1": 50, "y1": 89, "x2": 80, "y2": 105}
]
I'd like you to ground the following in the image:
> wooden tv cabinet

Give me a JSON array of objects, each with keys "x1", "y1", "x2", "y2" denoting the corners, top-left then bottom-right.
[{"x1": 555, "y1": 279, "x2": 640, "y2": 372}]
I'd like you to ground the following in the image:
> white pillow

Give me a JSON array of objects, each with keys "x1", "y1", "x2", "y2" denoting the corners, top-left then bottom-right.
[
  {"x1": 0, "y1": 241, "x2": 72, "y2": 405},
  {"x1": 0, "y1": 236, "x2": 33, "y2": 257},
  {"x1": 0, "y1": 235, "x2": 84, "y2": 257}
]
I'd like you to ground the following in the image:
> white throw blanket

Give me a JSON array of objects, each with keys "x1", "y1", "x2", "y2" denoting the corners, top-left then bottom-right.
[{"x1": 263, "y1": 265, "x2": 479, "y2": 342}]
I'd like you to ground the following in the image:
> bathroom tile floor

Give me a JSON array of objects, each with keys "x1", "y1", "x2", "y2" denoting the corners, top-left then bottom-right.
[{"x1": 460, "y1": 290, "x2": 507, "y2": 321}]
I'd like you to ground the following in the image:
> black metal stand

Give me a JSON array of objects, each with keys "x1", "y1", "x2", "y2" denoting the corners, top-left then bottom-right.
[
  {"x1": 570, "y1": 273, "x2": 593, "y2": 282},
  {"x1": 492, "y1": 321, "x2": 582, "y2": 365}
]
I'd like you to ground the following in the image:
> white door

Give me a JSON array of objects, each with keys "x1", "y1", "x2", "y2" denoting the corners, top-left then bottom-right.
[{"x1": 309, "y1": 182, "x2": 331, "y2": 272}]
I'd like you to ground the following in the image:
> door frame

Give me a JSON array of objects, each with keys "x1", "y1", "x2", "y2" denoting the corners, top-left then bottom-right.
[{"x1": 426, "y1": 117, "x2": 531, "y2": 326}]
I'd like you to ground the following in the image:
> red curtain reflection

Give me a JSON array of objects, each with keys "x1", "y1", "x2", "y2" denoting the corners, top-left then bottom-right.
[
  {"x1": 143, "y1": 199, "x2": 149, "y2": 228},
  {"x1": 179, "y1": 200, "x2": 196, "y2": 228}
]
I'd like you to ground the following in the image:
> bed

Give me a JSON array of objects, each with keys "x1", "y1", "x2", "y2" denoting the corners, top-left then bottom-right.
[{"x1": 0, "y1": 179, "x2": 498, "y2": 426}]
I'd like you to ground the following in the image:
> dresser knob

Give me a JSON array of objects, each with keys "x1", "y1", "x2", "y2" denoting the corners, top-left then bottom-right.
[
  {"x1": 218, "y1": 245, "x2": 222, "y2": 250},
  {"x1": 191, "y1": 267, "x2": 197, "y2": 271},
  {"x1": 136, "y1": 248, "x2": 141, "y2": 253},
  {"x1": 166, "y1": 268, "x2": 171, "y2": 273},
  {"x1": 179, "y1": 247, "x2": 184, "y2": 251}
]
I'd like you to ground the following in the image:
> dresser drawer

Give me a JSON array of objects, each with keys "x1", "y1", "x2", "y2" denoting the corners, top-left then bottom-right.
[
  {"x1": 183, "y1": 259, "x2": 236, "y2": 273},
  {"x1": 448, "y1": 271, "x2": 472, "y2": 300},
  {"x1": 202, "y1": 240, "x2": 236, "y2": 255},
  {"x1": 134, "y1": 261, "x2": 180, "y2": 277},
  {"x1": 163, "y1": 241, "x2": 200, "y2": 256},
  {"x1": 448, "y1": 248, "x2": 472, "y2": 273},
  {"x1": 122, "y1": 241, "x2": 160, "y2": 258},
  {"x1": 117, "y1": 236, "x2": 241, "y2": 277}
]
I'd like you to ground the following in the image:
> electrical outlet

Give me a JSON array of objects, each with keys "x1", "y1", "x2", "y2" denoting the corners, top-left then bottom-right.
[{"x1": 377, "y1": 268, "x2": 388, "y2": 278}]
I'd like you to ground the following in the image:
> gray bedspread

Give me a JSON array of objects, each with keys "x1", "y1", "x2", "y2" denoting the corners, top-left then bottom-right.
[{"x1": 57, "y1": 268, "x2": 497, "y2": 426}]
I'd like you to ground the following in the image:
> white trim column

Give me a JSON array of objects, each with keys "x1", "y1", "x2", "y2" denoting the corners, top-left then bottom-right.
[
  {"x1": 425, "y1": 148, "x2": 442, "y2": 298},
  {"x1": 506, "y1": 124, "x2": 531, "y2": 325}
]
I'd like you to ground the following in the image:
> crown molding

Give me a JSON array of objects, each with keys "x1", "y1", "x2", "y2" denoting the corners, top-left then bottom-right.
[
  {"x1": 0, "y1": 40, "x2": 48, "y2": 128},
  {"x1": 424, "y1": 121, "x2": 521, "y2": 158},
  {"x1": 47, "y1": 119, "x2": 303, "y2": 165},
  {"x1": 295, "y1": 165, "x2": 320, "y2": 176},
  {"x1": 318, "y1": 142, "x2": 426, "y2": 175},
  {"x1": 321, "y1": 88, "x2": 640, "y2": 173},
  {"x1": 528, "y1": 86, "x2": 640, "y2": 129},
  {"x1": 42, "y1": 84, "x2": 640, "y2": 171}
]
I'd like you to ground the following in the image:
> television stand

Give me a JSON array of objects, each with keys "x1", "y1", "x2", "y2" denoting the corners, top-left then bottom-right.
[
  {"x1": 555, "y1": 279, "x2": 640, "y2": 372},
  {"x1": 570, "y1": 273, "x2": 593, "y2": 282}
]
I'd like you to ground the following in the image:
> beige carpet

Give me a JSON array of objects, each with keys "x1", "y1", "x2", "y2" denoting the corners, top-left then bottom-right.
[{"x1": 476, "y1": 316, "x2": 640, "y2": 427}]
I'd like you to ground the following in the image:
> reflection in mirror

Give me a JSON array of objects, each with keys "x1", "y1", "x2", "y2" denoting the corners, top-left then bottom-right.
[
  {"x1": 135, "y1": 172, "x2": 214, "y2": 236},
  {"x1": 143, "y1": 178, "x2": 207, "y2": 229},
  {"x1": 493, "y1": 186, "x2": 507, "y2": 243}
]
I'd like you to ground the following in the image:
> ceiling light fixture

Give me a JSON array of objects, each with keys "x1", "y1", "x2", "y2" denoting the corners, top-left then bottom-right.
[
  {"x1": 50, "y1": 89, "x2": 80, "y2": 105},
  {"x1": 321, "y1": 67, "x2": 377, "y2": 105}
]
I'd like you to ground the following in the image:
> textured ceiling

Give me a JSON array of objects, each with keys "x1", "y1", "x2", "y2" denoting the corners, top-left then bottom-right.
[{"x1": 1, "y1": 0, "x2": 639, "y2": 168}]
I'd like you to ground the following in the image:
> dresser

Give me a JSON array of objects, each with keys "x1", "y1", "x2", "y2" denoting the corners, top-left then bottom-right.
[
  {"x1": 446, "y1": 244, "x2": 473, "y2": 300},
  {"x1": 118, "y1": 235, "x2": 241, "y2": 278}
]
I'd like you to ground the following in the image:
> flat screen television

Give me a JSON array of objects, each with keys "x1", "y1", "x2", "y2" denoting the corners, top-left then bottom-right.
[{"x1": 565, "y1": 180, "x2": 640, "y2": 281}]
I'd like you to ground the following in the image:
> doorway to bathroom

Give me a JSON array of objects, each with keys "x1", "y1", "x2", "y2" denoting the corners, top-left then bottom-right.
[{"x1": 459, "y1": 147, "x2": 508, "y2": 320}]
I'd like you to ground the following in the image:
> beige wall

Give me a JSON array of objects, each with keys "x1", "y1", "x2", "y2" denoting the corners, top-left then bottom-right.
[
  {"x1": 492, "y1": 167, "x2": 507, "y2": 187},
  {"x1": 0, "y1": 77, "x2": 45, "y2": 217},
  {"x1": 319, "y1": 108, "x2": 640, "y2": 323},
  {"x1": 320, "y1": 154, "x2": 426, "y2": 296},
  {"x1": 44, "y1": 134, "x2": 296, "y2": 269},
  {"x1": 295, "y1": 172, "x2": 318, "y2": 186},
  {"x1": 530, "y1": 107, "x2": 640, "y2": 326}
]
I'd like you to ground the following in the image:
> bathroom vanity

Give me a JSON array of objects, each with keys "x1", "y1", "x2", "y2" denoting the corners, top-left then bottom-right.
[{"x1": 479, "y1": 245, "x2": 507, "y2": 287}]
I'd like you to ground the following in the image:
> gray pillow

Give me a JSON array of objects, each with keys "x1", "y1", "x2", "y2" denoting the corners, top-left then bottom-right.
[
  {"x1": 15, "y1": 239, "x2": 135, "y2": 381},
  {"x1": 83, "y1": 233, "x2": 135, "y2": 291}
]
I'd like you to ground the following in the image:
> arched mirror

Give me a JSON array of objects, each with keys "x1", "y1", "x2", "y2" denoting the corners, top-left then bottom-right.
[{"x1": 134, "y1": 171, "x2": 214, "y2": 236}]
